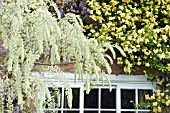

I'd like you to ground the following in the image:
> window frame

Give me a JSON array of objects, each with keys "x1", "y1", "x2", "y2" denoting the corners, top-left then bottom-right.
[{"x1": 40, "y1": 72, "x2": 156, "y2": 113}]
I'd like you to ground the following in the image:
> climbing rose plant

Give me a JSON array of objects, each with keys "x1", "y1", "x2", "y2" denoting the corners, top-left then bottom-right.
[
  {"x1": 0, "y1": 0, "x2": 125, "y2": 112},
  {"x1": 82, "y1": 0, "x2": 170, "y2": 112}
]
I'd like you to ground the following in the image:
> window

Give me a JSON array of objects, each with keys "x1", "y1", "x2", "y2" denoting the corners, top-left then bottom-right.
[
  {"x1": 84, "y1": 87, "x2": 116, "y2": 113},
  {"x1": 43, "y1": 73, "x2": 155, "y2": 113},
  {"x1": 118, "y1": 84, "x2": 153, "y2": 113}
]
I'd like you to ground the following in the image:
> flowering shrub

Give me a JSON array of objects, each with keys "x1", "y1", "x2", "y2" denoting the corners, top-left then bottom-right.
[
  {"x1": 145, "y1": 90, "x2": 170, "y2": 113},
  {"x1": 84, "y1": 0, "x2": 170, "y2": 73},
  {"x1": 82, "y1": 0, "x2": 170, "y2": 112}
]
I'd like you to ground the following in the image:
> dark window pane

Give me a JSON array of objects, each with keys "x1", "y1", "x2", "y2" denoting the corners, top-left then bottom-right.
[
  {"x1": 64, "y1": 88, "x2": 80, "y2": 108},
  {"x1": 101, "y1": 111, "x2": 116, "y2": 113},
  {"x1": 121, "y1": 89, "x2": 135, "y2": 109},
  {"x1": 84, "y1": 111, "x2": 98, "y2": 113},
  {"x1": 101, "y1": 89, "x2": 116, "y2": 109},
  {"x1": 84, "y1": 89, "x2": 98, "y2": 108},
  {"x1": 46, "y1": 88, "x2": 62, "y2": 108},
  {"x1": 138, "y1": 90, "x2": 152, "y2": 109},
  {"x1": 63, "y1": 111, "x2": 79, "y2": 113}
]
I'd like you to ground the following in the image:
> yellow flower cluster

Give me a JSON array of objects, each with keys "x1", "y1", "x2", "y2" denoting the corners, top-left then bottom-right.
[
  {"x1": 145, "y1": 90, "x2": 170, "y2": 113},
  {"x1": 85, "y1": 0, "x2": 170, "y2": 73},
  {"x1": 84, "y1": 1, "x2": 170, "y2": 112}
]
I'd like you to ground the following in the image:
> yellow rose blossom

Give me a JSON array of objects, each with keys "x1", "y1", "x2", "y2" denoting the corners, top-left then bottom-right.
[
  {"x1": 132, "y1": 46, "x2": 137, "y2": 52},
  {"x1": 127, "y1": 4, "x2": 132, "y2": 9},
  {"x1": 120, "y1": 37, "x2": 126, "y2": 41},
  {"x1": 120, "y1": 13, "x2": 126, "y2": 18},
  {"x1": 167, "y1": 4, "x2": 170, "y2": 10},
  {"x1": 135, "y1": 16, "x2": 139, "y2": 21},
  {"x1": 153, "y1": 108, "x2": 158, "y2": 113},
  {"x1": 90, "y1": 29, "x2": 95, "y2": 33},
  {"x1": 148, "y1": 1, "x2": 154, "y2": 5},
  {"x1": 165, "y1": 101, "x2": 169, "y2": 106},
  {"x1": 153, "y1": 40, "x2": 157, "y2": 44},
  {"x1": 98, "y1": 35, "x2": 105, "y2": 39},
  {"x1": 145, "y1": 94, "x2": 150, "y2": 100},
  {"x1": 94, "y1": 32, "x2": 99, "y2": 37},
  {"x1": 106, "y1": 36, "x2": 112, "y2": 40},
  {"x1": 136, "y1": 45, "x2": 140, "y2": 48},
  {"x1": 138, "y1": 29, "x2": 144, "y2": 34},
  {"x1": 117, "y1": 10, "x2": 122, "y2": 14},
  {"x1": 126, "y1": 14, "x2": 131, "y2": 19},
  {"x1": 143, "y1": 55, "x2": 147, "y2": 59},
  {"x1": 161, "y1": 93, "x2": 164, "y2": 97},
  {"x1": 94, "y1": 2, "x2": 100, "y2": 8},
  {"x1": 162, "y1": 10, "x2": 167, "y2": 15},
  {"x1": 123, "y1": 66, "x2": 131, "y2": 73},
  {"x1": 122, "y1": 0, "x2": 131, "y2": 3},
  {"x1": 98, "y1": 16, "x2": 103, "y2": 23},
  {"x1": 117, "y1": 57, "x2": 123, "y2": 65},
  {"x1": 163, "y1": 18, "x2": 169, "y2": 23},
  {"x1": 102, "y1": 3, "x2": 106, "y2": 6},
  {"x1": 105, "y1": 11, "x2": 111, "y2": 16},
  {"x1": 157, "y1": 80, "x2": 163, "y2": 85},
  {"x1": 90, "y1": 15, "x2": 97, "y2": 21},
  {"x1": 104, "y1": 5, "x2": 111, "y2": 11},
  {"x1": 123, "y1": 47, "x2": 128, "y2": 51},
  {"x1": 145, "y1": 62, "x2": 150, "y2": 67},
  {"x1": 119, "y1": 5, "x2": 124, "y2": 10},
  {"x1": 162, "y1": 99, "x2": 165, "y2": 103},
  {"x1": 130, "y1": 55, "x2": 134, "y2": 60},
  {"x1": 157, "y1": 43, "x2": 161, "y2": 47},
  {"x1": 162, "y1": 35, "x2": 167, "y2": 42},
  {"x1": 156, "y1": 90, "x2": 161, "y2": 94},
  {"x1": 153, "y1": 102, "x2": 158, "y2": 106},
  {"x1": 158, "y1": 106, "x2": 162, "y2": 112},
  {"x1": 151, "y1": 95, "x2": 155, "y2": 100},
  {"x1": 87, "y1": 1, "x2": 94, "y2": 7},
  {"x1": 146, "y1": 12, "x2": 152, "y2": 17},
  {"x1": 165, "y1": 95, "x2": 169, "y2": 100},
  {"x1": 125, "y1": 20, "x2": 130, "y2": 26},
  {"x1": 109, "y1": 17, "x2": 115, "y2": 20},
  {"x1": 101, "y1": 32, "x2": 106, "y2": 35},
  {"x1": 137, "y1": 62, "x2": 142, "y2": 66},
  {"x1": 159, "y1": 53, "x2": 165, "y2": 59},
  {"x1": 133, "y1": 9, "x2": 139, "y2": 14},
  {"x1": 125, "y1": 59, "x2": 130, "y2": 65},
  {"x1": 127, "y1": 49, "x2": 133, "y2": 54},
  {"x1": 126, "y1": 8, "x2": 130, "y2": 12},
  {"x1": 111, "y1": 0, "x2": 118, "y2": 6},
  {"x1": 107, "y1": 22, "x2": 113, "y2": 27},
  {"x1": 150, "y1": 17, "x2": 156, "y2": 22},
  {"x1": 144, "y1": 38, "x2": 150, "y2": 44},
  {"x1": 127, "y1": 36, "x2": 132, "y2": 40},
  {"x1": 96, "y1": 10, "x2": 101, "y2": 15},
  {"x1": 88, "y1": 33, "x2": 92, "y2": 36}
]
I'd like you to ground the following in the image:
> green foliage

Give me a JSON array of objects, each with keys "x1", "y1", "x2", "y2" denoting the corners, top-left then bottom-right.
[{"x1": 0, "y1": 0, "x2": 125, "y2": 112}]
